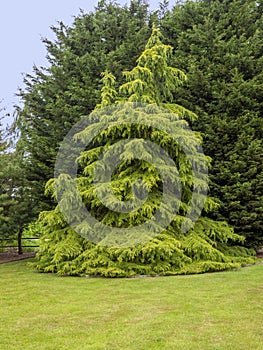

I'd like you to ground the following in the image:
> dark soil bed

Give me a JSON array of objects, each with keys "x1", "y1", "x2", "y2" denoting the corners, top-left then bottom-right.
[{"x1": 0, "y1": 252, "x2": 36, "y2": 263}]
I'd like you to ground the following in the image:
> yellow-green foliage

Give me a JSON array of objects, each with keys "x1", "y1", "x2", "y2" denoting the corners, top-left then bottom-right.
[
  {"x1": 33, "y1": 27, "x2": 255, "y2": 277},
  {"x1": 34, "y1": 217, "x2": 255, "y2": 277}
]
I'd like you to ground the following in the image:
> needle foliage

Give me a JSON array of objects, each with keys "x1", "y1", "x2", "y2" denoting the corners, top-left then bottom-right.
[{"x1": 34, "y1": 27, "x2": 255, "y2": 277}]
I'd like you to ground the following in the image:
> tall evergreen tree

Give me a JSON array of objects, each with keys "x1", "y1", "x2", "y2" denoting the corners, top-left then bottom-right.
[
  {"x1": 161, "y1": 0, "x2": 263, "y2": 247},
  {"x1": 34, "y1": 27, "x2": 254, "y2": 277},
  {"x1": 15, "y1": 0, "x2": 151, "y2": 226},
  {"x1": 0, "y1": 113, "x2": 35, "y2": 251}
]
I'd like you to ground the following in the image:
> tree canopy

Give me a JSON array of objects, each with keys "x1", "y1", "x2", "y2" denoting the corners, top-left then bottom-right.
[
  {"x1": 15, "y1": 0, "x2": 151, "y2": 224},
  {"x1": 161, "y1": 0, "x2": 263, "y2": 247}
]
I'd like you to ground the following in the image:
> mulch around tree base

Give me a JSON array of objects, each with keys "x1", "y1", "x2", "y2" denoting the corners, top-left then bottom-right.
[{"x1": 0, "y1": 252, "x2": 36, "y2": 264}]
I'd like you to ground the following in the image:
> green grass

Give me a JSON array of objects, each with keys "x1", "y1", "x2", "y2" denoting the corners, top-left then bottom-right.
[{"x1": 0, "y1": 260, "x2": 262, "y2": 350}]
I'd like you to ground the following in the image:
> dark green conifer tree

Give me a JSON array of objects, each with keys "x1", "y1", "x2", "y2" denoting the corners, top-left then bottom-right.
[
  {"x1": 161, "y1": 0, "x2": 263, "y2": 247},
  {"x1": 15, "y1": 0, "x2": 151, "y2": 225},
  {"x1": 0, "y1": 115, "x2": 35, "y2": 252}
]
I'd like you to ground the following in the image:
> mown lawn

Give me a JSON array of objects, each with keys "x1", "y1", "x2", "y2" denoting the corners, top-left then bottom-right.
[{"x1": 0, "y1": 260, "x2": 262, "y2": 350}]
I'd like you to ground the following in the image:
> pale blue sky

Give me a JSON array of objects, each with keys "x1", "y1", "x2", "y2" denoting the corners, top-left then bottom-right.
[{"x1": 0, "y1": 0, "x2": 165, "y2": 124}]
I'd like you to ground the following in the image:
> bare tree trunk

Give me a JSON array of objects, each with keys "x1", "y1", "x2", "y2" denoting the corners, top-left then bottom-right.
[{"x1": 18, "y1": 227, "x2": 23, "y2": 255}]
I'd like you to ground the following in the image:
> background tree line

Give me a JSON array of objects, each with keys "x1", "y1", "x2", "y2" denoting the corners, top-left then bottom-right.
[{"x1": 0, "y1": 0, "x2": 262, "y2": 251}]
